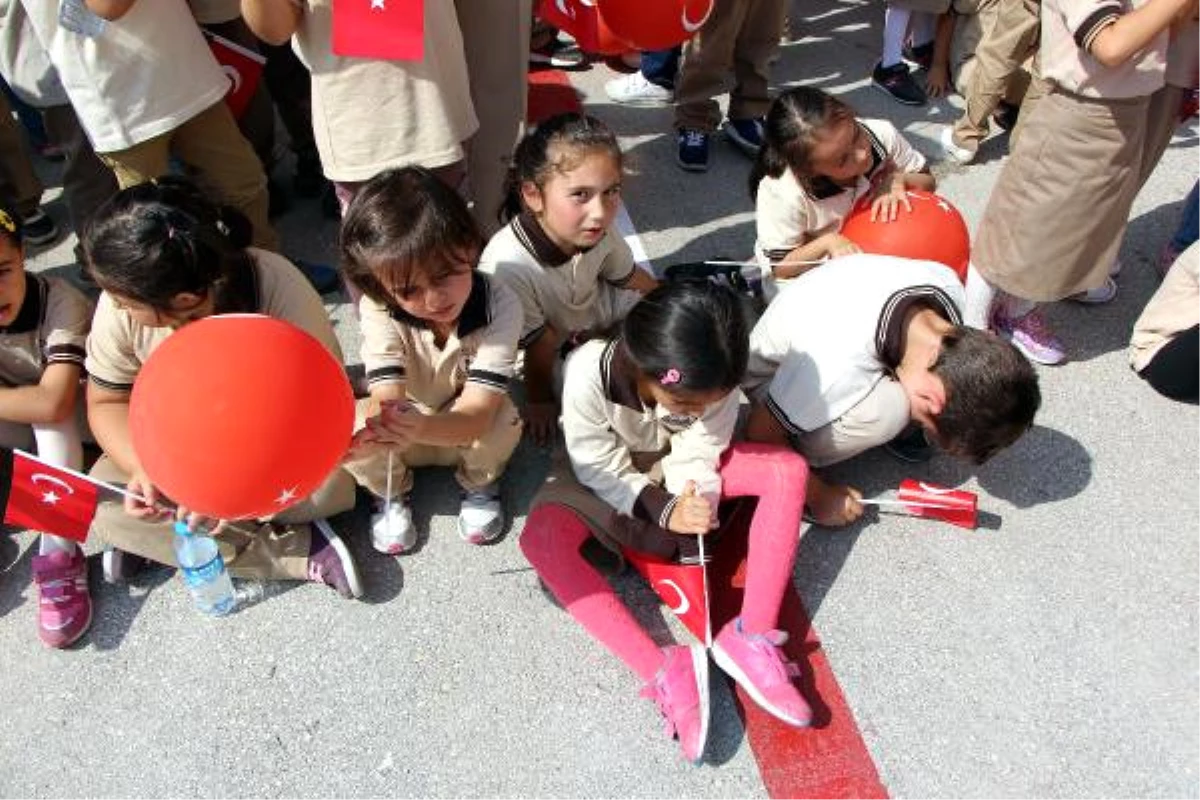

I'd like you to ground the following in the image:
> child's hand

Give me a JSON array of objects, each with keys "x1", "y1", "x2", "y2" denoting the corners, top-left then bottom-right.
[
  {"x1": 667, "y1": 481, "x2": 714, "y2": 536},
  {"x1": 926, "y1": 64, "x2": 951, "y2": 98},
  {"x1": 807, "y1": 479, "x2": 864, "y2": 528},
  {"x1": 175, "y1": 506, "x2": 226, "y2": 536},
  {"x1": 523, "y1": 401, "x2": 558, "y2": 447},
  {"x1": 361, "y1": 400, "x2": 424, "y2": 449},
  {"x1": 870, "y1": 179, "x2": 913, "y2": 223},
  {"x1": 125, "y1": 469, "x2": 172, "y2": 522},
  {"x1": 820, "y1": 233, "x2": 863, "y2": 259}
]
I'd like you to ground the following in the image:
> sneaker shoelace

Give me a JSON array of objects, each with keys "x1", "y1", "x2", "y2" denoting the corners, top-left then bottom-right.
[
  {"x1": 35, "y1": 563, "x2": 84, "y2": 605},
  {"x1": 741, "y1": 629, "x2": 802, "y2": 685}
]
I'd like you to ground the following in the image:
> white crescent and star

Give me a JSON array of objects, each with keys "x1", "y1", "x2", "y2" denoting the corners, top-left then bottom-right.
[
  {"x1": 656, "y1": 579, "x2": 691, "y2": 615},
  {"x1": 681, "y1": 0, "x2": 713, "y2": 32},
  {"x1": 275, "y1": 487, "x2": 299, "y2": 505},
  {"x1": 32, "y1": 474, "x2": 75, "y2": 506},
  {"x1": 371, "y1": 0, "x2": 386, "y2": 9},
  {"x1": 222, "y1": 65, "x2": 243, "y2": 94}
]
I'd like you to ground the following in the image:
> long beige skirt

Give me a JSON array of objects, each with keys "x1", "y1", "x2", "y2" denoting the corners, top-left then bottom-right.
[{"x1": 973, "y1": 88, "x2": 1149, "y2": 301}]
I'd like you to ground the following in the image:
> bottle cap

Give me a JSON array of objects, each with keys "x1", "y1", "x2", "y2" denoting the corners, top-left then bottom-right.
[{"x1": 173, "y1": 520, "x2": 193, "y2": 535}]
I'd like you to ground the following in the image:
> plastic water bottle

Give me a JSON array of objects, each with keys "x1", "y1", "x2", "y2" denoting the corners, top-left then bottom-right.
[{"x1": 173, "y1": 521, "x2": 236, "y2": 616}]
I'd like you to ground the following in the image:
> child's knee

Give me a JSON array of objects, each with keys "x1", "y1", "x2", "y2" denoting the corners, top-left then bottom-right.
[{"x1": 519, "y1": 504, "x2": 587, "y2": 565}]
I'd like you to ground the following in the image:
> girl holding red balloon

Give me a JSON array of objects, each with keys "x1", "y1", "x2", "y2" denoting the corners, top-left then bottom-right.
[
  {"x1": 340, "y1": 167, "x2": 525, "y2": 554},
  {"x1": 480, "y1": 113, "x2": 659, "y2": 446},
  {"x1": 521, "y1": 281, "x2": 814, "y2": 765},
  {"x1": 749, "y1": 86, "x2": 935, "y2": 300},
  {"x1": 81, "y1": 177, "x2": 362, "y2": 599}
]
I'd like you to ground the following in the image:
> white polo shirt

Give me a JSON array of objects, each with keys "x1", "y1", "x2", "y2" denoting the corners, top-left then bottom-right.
[{"x1": 744, "y1": 254, "x2": 964, "y2": 434}]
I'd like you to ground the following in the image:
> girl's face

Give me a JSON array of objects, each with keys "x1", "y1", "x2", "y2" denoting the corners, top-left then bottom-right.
[
  {"x1": 108, "y1": 291, "x2": 214, "y2": 329},
  {"x1": 0, "y1": 237, "x2": 27, "y2": 328},
  {"x1": 807, "y1": 118, "x2": 873, "y2": 184},
  {"x1": 521, "y1": 148, "x2": 622, "y2": 254},
  {"x1": 388, "y1": 259, "x2": 474, "y2": 328},
  {"x1": 641, "y1": 380, "x2": 732, "y2": 419}
]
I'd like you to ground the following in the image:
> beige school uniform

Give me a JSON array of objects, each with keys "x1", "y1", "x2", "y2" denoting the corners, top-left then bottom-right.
[
  {"x1": 479, "y1": 213, "x2": 642, "y2": 349},
  {"x1": 529, "y1": 338, "x2": 740, "y2": 564},
  {"x1": 84, "y1": 249, "x2": 355, "y2": 580},
  {"x1": 754, "y1": 118, "x2": 926, "y2": 300},
  {"x1": 0, "y1": 274, "x2": 92, "y2": 450},
  {"x1": 343, "y1": 272, "x2": 523, "y2": 498},
  {"x1": 972, "y1": 0, "x2": 1168, "y2": 300},
  {"x1": 1130, "y1": 242, "x2": 1199, "y2": 372}
]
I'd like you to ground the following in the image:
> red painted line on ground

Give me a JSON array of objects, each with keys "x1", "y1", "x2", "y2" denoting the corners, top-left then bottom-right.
[{"x1": 527, "y1": 73, "x2": 888, "y2": 799}]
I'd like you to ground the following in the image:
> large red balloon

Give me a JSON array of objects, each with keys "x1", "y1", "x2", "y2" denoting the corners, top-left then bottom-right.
[
  {"x1": 840, "y1": 190, "x2": 971, "y2": 282},
  {"x1": 538, "y1": 0, "x2": 628, "y2": 55},
  {"x1": 597, "y1": 0, "x2": 715, "y2": 51},
  {"x1": 130, "y1": 315, "x2": 354, "y2": 520}
]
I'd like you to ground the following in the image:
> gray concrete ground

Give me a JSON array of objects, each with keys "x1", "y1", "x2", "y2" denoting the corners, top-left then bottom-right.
[{"x1": 2, "y1": 2, "x2": 1197, "y2": 797}]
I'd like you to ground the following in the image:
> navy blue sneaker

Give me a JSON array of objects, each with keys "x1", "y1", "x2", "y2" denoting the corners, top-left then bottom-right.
[
  {"x1": 722, "y1": 118, "x2": 765, "y2": 159},
  {"x1": 871, "y1": 61, "x2": 927, "y2": 106},
  {"x1": 676, "y1": 128, "x2": 710, "y2": 172}
]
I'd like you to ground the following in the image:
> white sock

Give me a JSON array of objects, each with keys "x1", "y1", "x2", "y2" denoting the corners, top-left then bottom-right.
[
  {"x1": 38, "y1": 534, "x2": 75, "y2": 556},
  {"x1": 882, "y1": 8, "x2": 911, "y2": 67},
  {"x1": 910, "y1": 12, "x2": 936, "y2": 47},
  {"x1": 963, "y1": 262, "x2": 998, "y2": 329}
]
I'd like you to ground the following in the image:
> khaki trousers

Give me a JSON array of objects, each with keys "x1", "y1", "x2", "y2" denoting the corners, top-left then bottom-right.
[
  {"x1": 88, "y1": 456, "x2": 356, "y2": 580},
  {"x1": 454, "y1": 0, "x2": 531, "y2": 237},
  {"x1": 792, "y1": 378, "x2": 911, "y2": 468},
  {"x1": 41, "y1": 104, "x2": 118, "y2": 239},
  {"x1": 674, "y1": 0, "x2": 788, "y2": 132},
  {"x1": 97, "y1": 101, "x2": 277, "y2": 251},
  {"x1": 951, "y1": 0, "x2": 1039, "y2": 152},
  {"x1": 344, "y1": 396, "x2": 523, "y2": 499}
]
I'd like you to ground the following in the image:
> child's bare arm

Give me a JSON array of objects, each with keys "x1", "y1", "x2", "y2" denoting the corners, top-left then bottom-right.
[
  {"x1": 926, "y1": 13, "x2": 956, "y2": 98},
  {"x1": 84, "y1": 0, "x2": 136, "y2": 20},
  {"x1": 1088, "y1": 0, "x2": 1192, "y2": 66},
  {"x1": 241, "y1": 0, "x2": 304, "y2": 45},
  {"x1": 0, "y1": 364, "x2": 81, "y2": 425}
]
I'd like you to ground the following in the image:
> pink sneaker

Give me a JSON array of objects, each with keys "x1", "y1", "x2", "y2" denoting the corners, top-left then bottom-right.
[
  {"x1": 32, "y1": 546, "x2": 93, "y2": 648},
  {"x1": 711, "y1": 617, "x2": 812, "y2": 727},
  {"x1": 640, "y1": 644, "x2": 710, "y2": 764},
  {"x1": 990, "y1": 305, "x2": 1066, "y2": 366}
]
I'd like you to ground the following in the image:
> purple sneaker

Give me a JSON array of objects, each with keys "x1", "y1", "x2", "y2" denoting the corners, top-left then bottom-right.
[
  {"x1": 640, "y1": 644, "x2": 710, "y2": 764},
  {"x1": 991, "y1": 305, "x2": 1065, "y2": 366},
  {"x1": 711, "y1": 617, "x2": 811, "y2": 727},
  {"x1": 306, "y1": 519, "x2": 363, "y2": 599},
  {"x1": 32, "y1": 546, "x2": 92, "y2": 648}
]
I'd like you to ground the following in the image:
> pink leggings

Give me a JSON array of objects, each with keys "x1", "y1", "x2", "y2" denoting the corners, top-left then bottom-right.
[{"x1": 520, "y1": 442, "x2": 807, "y2": 682}]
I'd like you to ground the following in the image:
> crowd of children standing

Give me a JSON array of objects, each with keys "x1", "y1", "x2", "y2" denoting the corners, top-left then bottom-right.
[{"x1": 0, "y1": 0, "x2": 1196, "y2": 765}]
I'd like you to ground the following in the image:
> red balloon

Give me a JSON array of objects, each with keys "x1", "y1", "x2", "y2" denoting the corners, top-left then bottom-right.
[
  {"x1": 839, "y1": 190, "x2": 971, "y2": 282},
  {"x1": 130, "y1": 315, "x2": 354, "y2": 520},
  {"x1": 597, "y1": 0, "x2": 715, "y2": 51},
  {"x1": 539, "y1": 0, "x2": 628, "y2": 55}
]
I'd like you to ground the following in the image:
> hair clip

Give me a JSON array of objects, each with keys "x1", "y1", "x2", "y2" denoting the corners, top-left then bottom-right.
[
  {"x1": 215, "y1": 220, "x2": 229, "y2": 237},
  {"x1": 0, "y1": 209, "x2": 14, "y2": 234},
  {"x1": 659, "y1": 368, "x2": 681, "y2": 386}
]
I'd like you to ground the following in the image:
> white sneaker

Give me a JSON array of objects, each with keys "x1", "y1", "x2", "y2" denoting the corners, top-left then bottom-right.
[
  {"x1": 371, "y1": 498, "x2": 416, "y2": 555},
  {"x1": 457, "y1": 486, "x2": 503, "y2": 545},
  {"x1": 605, "y1": 72, "x2": 674, "y2": 107},
  {"x1": 940, "y1": 126, "x2": 976, "y2": 165},
  {"x1": 1067, "y1": 276, "x2": 1118, "y2": 305}
]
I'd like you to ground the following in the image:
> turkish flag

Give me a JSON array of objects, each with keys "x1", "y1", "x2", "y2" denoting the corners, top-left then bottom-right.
[
  {"x1": 0, "y1": 448, "x2": 99, "y2": 543},
  {"x1": 623, "y1": 549, "x2": 710, "y2": 643},
  {"x1": 332, "y1": 0, "x2": 423, "y2": 61},
  {"x1": 204, "y1": 31, "x2": 267, "y2": 120},
  {"x1": 537, "y1": 0, "x2": 626, "y2": 55}
]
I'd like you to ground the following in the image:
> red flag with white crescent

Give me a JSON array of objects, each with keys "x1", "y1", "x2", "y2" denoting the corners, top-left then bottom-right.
[
  {"x1": 332, "y1": 0, "x2": 424, "y2": 61},
  {"x1": 0, "y1": 448, "x2": 99, "y2": 543},
  {"x1": 203, "y1": 31, "x2": 266, "y2": 120}
]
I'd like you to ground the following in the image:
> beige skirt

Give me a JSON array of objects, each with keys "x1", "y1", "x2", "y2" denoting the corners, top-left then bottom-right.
[{"x1": 972, "y1": 88, "x2": 1149, "y2": 301}]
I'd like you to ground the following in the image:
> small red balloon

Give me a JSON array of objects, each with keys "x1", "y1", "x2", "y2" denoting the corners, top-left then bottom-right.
[
  {"x1": 840, "y1": 190, "x2": 971, "y2": 282},
  {"x1": 597, "y1": 0, "x2": 715, "y2": 51},
  {"x1": 130, "y1": 315, "x2": 354, "y2": 520}
]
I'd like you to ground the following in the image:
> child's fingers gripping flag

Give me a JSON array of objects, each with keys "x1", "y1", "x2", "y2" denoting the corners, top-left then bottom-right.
[{"x1": 0, "y1": 448, "x2": 99, "y2": 543}]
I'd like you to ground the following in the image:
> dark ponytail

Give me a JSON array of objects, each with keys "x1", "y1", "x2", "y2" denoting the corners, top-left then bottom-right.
[{"x1": 82, "y1": 175, "x2": 253, "y2": 307}]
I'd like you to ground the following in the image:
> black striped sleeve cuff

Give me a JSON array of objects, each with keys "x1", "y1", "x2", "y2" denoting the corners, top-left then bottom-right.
[
  {"x1": 466, "y1": 369, "x2": 510, "y2": 392},
  {"x1": 762, "y1": 248, "x2": 793, "y2": 267},
  {"x1": 632, "y1": 483, "x2": 676, "y2": 527},
  {"x1": 88, "y1": 374, "x2": 132, "y2": 392},
  {"x1": 520, "y1": 324, "x2": 547, "y2": 349},
  {"x1": 1075, "y1": 6, "x2": 1121, "y2": 51},
  {"x1": 45, "y1": 343, "x2": 86, "y2": 364},
  {"x1": 766, "y1": 392, "x2": 806, "y2": 436},
  {"x1": 366, "y1": 365, "x2": 405, "y2": 387},
  {"x1": 606, "y1": 266, "x2": 638, "y2": 287}
]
